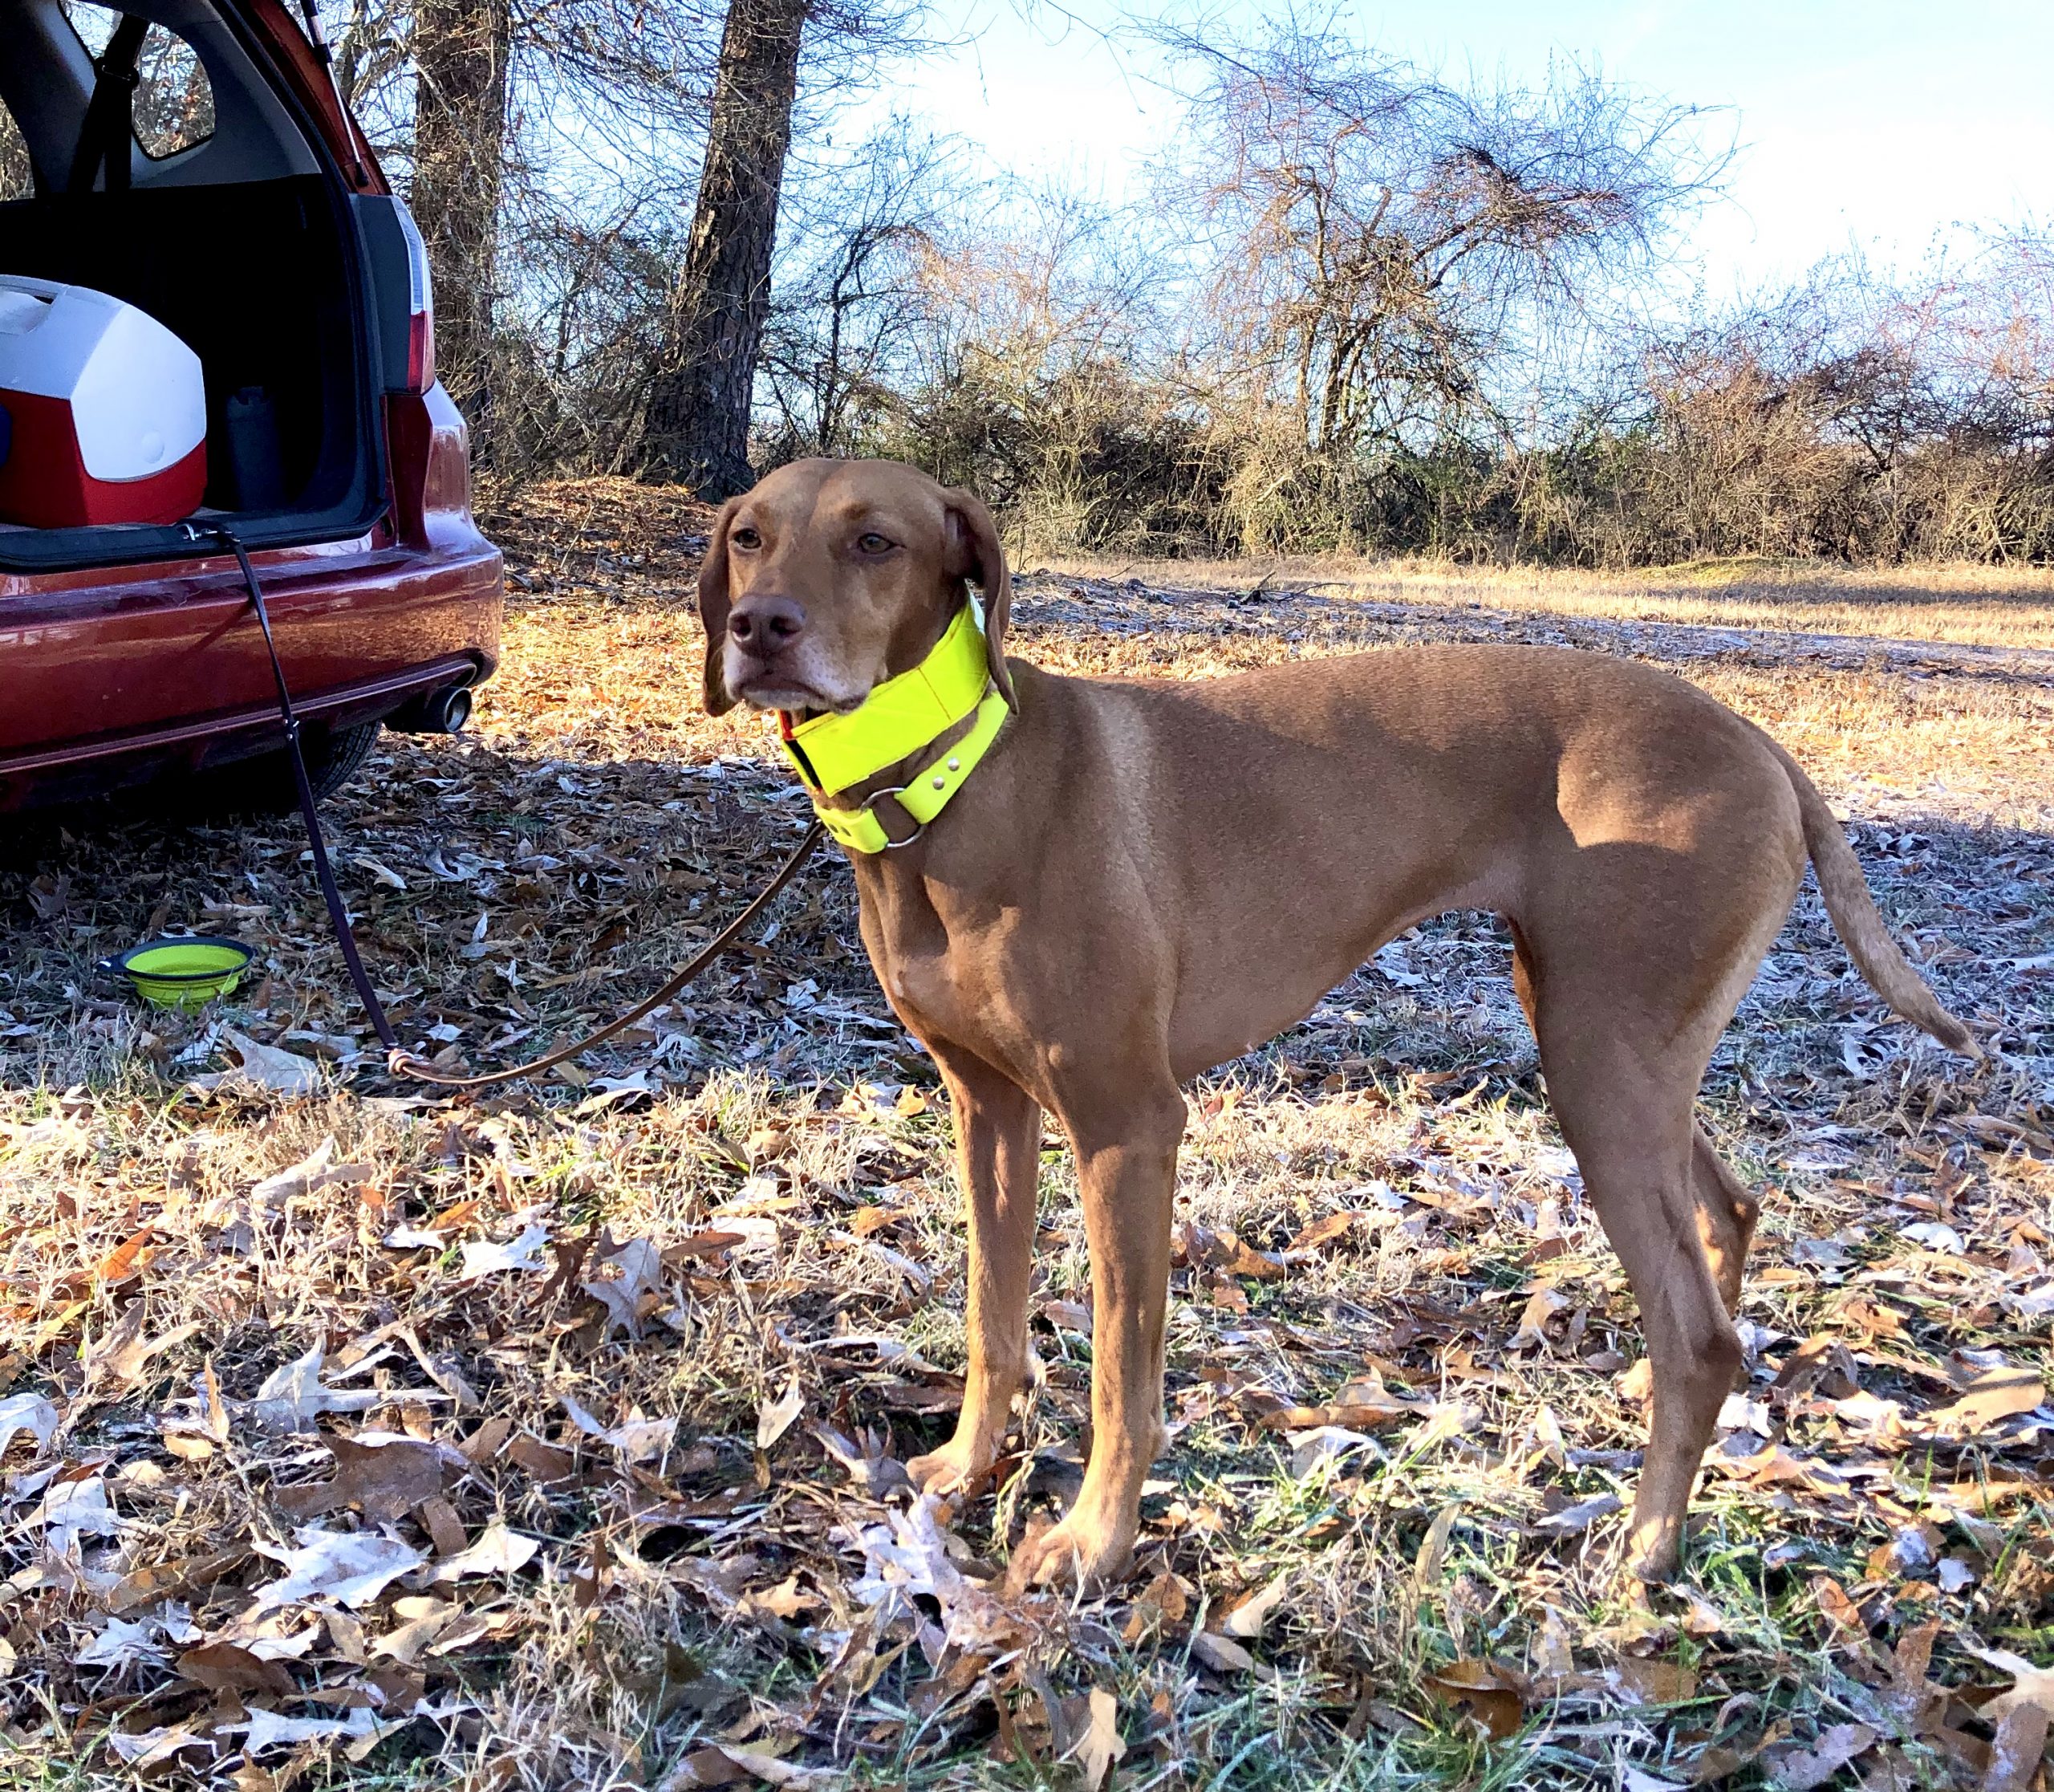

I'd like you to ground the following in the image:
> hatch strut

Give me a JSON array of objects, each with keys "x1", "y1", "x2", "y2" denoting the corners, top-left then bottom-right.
[{"x1": 294, "y1": 0, "x2": 367, "y2": 185}]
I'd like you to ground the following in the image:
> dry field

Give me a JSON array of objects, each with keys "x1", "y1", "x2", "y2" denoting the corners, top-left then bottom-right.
[{"x1": 2, "y1": 477, "x2": 2052, "y2": 1792}]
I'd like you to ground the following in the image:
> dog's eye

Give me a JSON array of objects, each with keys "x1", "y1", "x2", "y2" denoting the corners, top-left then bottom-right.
[
  {"x1": 856, "y1": 532, "x2": 894, "y2": 555},
  {"x1": 731, "y1": 526, "x2": 761, "y2": 551}
]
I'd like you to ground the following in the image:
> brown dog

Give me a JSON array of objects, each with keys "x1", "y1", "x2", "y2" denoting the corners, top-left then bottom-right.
[{"x1": 697, "y1": 457, "x2": 1977, "y2": 1586}]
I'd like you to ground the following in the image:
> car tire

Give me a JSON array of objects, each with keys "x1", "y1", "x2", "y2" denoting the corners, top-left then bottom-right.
[{"x1": 178, "y1": 721, "x2": 384, "y2": 819}]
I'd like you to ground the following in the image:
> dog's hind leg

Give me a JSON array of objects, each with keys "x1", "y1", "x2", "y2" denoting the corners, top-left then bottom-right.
[
  {"x1": 1691, "y1": 1124, "x2": 1760, "y2": 1316},
  {"x1": 1539, "y1": 1038, "x2": 1743, "y2": 1582}
]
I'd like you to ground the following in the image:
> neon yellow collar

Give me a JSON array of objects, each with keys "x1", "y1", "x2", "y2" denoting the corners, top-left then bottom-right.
[{"x1": 776, "y1": 603, "x2": 1009, "y2": 853}]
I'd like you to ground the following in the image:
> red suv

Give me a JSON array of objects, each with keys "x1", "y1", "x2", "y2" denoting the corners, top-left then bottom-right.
[{"x1": 0, "y1": 0, "x2": 500, "y2": 813}]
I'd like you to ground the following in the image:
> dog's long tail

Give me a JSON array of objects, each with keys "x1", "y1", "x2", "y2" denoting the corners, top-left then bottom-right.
[{"x1": 1767, "y1": 739, "x2": 1980, "y2": 1057}]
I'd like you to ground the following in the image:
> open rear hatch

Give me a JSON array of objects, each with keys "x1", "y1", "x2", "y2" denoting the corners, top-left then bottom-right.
[{"x1": 0, "y1": 0, "x2": 417, "y2": 571}]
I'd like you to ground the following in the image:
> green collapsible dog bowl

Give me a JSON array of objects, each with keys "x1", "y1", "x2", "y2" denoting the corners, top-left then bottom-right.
[{"x1": 104, "y1": 935, "x2": 254, "y2": 1010}]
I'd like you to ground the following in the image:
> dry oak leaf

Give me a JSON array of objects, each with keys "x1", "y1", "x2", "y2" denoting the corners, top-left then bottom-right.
[
  {"x1": 1189, "y1": 1631, "x2": 1256, "y2": 1673},
  {"x1": 1060, "y1": 1688, "x2": 1125, "y2": 1792},
  {"x1": 563, "y1": 1395, "x2": 674, "y2": 1462},
  {"x1": 1982, "y1": 1703, "x2": 2052, "y2": 1792},
  {"x1": 250, "y1": 1527, "x2": 426, "y2": 1611},
  {"x1": 1765, "y1": 1723, "x2": 1878, "y2": 1790},
  {"x1": 1962, "y1": 1644, "x2": 2054, "y2": 1723},
  {"x1": 458, "y1": 1222, "x2": 552, "y2": 1280},
  {"x1": 193, "y1": 1030, "x2": 323, "y2": 1098},
  {"x1": 85, "y1": 1305, "x2": 201, "y2": 1392},
  {"x1": 1610, "y1": 1658, "x2": 1699, "y2": 1706},
  {"x1": 242, "y1": 1343, "x2": 383, "y2": 1432},
  {"x1": 0, "y1": 1390, "x2": 59, "y2": 1457},
  {"x1": 756, "y1": 1379, "x2": 805, "y2": 1451},
  {"x1": 275, "y1": 1436, "x2": 450, "y2": 1523},
  {"x1": 251, "y1": 1136, "x2": 371, "y2": 1202},
  {"x1": 1220, "y1": 1570, "x2": 1290, "y2": 1640},
  {"x1": 680, "y1": 1749, "x2": 840, "y2": 1790},
  {"x1": 1426, "y1": 1659, "x2": 1525, "y2": 1740},
  {"x1": 1285, "y1": 1211, "x2": 1366, "y2": 1254},
  {"x1": 427, "y1": 1521, "x2": 540, "y2": 1583},
  {"x1": 582, "y1": 1233, "x2": 664, "y2": 1339},
  {"x1": 1930, "y1": 1367, "x2": 2046, "y2": 1436}
]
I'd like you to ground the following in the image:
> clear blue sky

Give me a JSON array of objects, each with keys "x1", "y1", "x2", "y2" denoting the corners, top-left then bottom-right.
[{"x1": 869, "y1": 0, "x2": 2054, "y2": 296}]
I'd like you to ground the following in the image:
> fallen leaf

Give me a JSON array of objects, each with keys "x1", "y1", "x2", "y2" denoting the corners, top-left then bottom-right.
[
  {"x1": 1812, "y1": 1575, "x2": 1869, "y2": 1638},
  {"x1": 1288, "y1": 1424, "x2": 1384, "y2": 1475},
  {"x1": 1062, "y1": 1688, "x2": 1124, "y2": 1790},
  {"x1": 1190, "y1": 1630, "x2": 1255, "y2": 1672},
  {"x1": 35, "y1": 1473, "x2": 126, "y2": 1552},
  {"x1": 1963, "y1": 1644, "x2": 2054, "y2": 1722},
  {"x1": 458, "y1": 1222, "x2": 552, "y2": 1279},
  {"x1": 106, "y1": 1724, "x2": 209, "y2": 1768},
  {"x1": 509, "y1": 1433, "x2": 579, "y2": 1481},
  {"x1": 1766, "y1": 1722, "x2": 1877, "y2": 1790},
  {"x1": 428, "y1": 1521, "x2": 540, "y2": 1583},
  {"x1": 1931, "y1": 1367, "x2": 2045, "y2": 1436},
  {"x1": 1286, "y1": 1212, "x2": 1362, "y2": 1254},
  {"x1": 197, "y1": 1030, "x2": 323, "y2": 1098},
  {"x1": 1532, "y1": 1493, "x2": 1622, "y2": 1534},
  {"x1": 94, "y1": 1225, "x2": 156, "y2": 1284},
  {"x1": 582, "y1": 1234, "x2": 664, "y2": 1338},
  {"x1": 842, "y1": 1493, "x2": 1021, "y2": 1654},
  {"x1": 250, "y1": 1527, "x2": 426, "y2": 1611},
  {"x1": 1426, "y1": 1658, "x2": 1525, "y2": 1739},
  {"x1": 252, "y1": 1136, "x2": 372, "y2": 1202},
  {"x1": 564, "y1": 1395, "x2": 675, "y2": 1462},
  {"x1": 1771, "y1": 1335, "x2": 1861, "y2": 1401},
  {"x1": 243, "y1": 1343, "x2": 383, "y2": 1431},
  {"x1": 1613, "y1": 1658, "x2": 1699, "y2": 1705},
  {"x1": 757, "y1": 1378, "x2": 805, "y2": 1450},
  {"x1": 1982, "y1": 1701, "x2": 2051, "y2": 1792},
  {"x1": 176, "y1": 1641, "x2": 297, "y2": 1696},
  {"x1": 1220, "y1": 1570, "x2": 1290, "y2": 1640},
  {"x1": 85, "y1": 1306, "x2": 201, "y2": 1392},
  {"x1": 276, "y1": 1436, "x2": 449, "y2": 1523},
  {"x1": 74, "y1": 1614, "x2": 173, "y2": 1671},
  {"x1": 0, "y1": 1390, "x2": 59, "y2": 1457},
  {"x1": 227, "y1": 1706, "x2": 384, "y2": 1755}
]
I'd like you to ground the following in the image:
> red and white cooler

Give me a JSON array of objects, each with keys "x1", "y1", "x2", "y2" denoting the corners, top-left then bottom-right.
[{"x1": 0, "y1": 274, "x2": 207, "y2": 528}]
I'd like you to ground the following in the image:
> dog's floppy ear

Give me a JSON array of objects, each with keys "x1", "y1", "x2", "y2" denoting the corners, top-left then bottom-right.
[
  {"x1": 696, "y1": 498, "x2": 741, "y2": 716},
  {"x1": 941, "y1": 488, "x2": 1017, "y2": 709}
]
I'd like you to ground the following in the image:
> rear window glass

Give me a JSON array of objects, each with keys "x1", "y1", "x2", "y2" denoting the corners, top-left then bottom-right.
[
  {"x1": 0, "y1": 100, "x2": 29, "y2": 199},
  {"x1": 60, "y1": 3, "x2": 216, "y2": 161}
]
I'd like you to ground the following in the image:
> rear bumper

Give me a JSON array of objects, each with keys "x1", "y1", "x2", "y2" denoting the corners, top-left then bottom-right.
[{"x1": 0, "y1": 530, "x2": 501, "y2": 811}]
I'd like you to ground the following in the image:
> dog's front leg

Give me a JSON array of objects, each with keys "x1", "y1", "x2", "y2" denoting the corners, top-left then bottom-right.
[
  {"x1": 1011, "y1": 1083, "x2": 1184, "y2": 1589},
  {"x1": 907, "y1": 1048, "x2": 1044, "y2": 1497}
]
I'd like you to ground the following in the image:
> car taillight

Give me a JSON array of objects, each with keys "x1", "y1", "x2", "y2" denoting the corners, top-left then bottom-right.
[{"x1": 393, "y1": 201, "x2": 436, "y2": 393}]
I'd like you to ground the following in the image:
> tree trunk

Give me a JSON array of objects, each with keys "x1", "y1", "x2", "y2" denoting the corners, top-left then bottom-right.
[
  {"x1": 641, "y1": 0, "x2": 810, "y2": 497},
  {"x1": 411, "y1": 0, "x2": 511, "y2": 451}
]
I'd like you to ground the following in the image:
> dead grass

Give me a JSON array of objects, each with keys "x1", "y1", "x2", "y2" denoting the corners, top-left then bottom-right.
[
  {"x1": 1041, "y1": 551, "x2": 2054, "y2": 654},
  {"x1": 2, "y1": 477, "x2": 2051, "y2": 1791}
]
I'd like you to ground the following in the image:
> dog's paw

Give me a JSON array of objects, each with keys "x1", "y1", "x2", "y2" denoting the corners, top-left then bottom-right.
[
  {"x1": 1005, "y1": 1510, "x2": 1135, "y2": 1594},
  {"x1": 1623, "y1": 1520, "x2": 1684, "y2": 1586},
  {"x1": 907, "y1": 1436, "x2": 996, "y2": 1496}
]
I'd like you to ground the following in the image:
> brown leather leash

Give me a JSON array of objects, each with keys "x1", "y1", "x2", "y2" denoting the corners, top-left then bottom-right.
[
  {"x1": 206, "y1": 522, "x2": 829, "y2": 1094},
  {"x1": 386, "y1": 819, "x2": 824, "y2": 1090}
]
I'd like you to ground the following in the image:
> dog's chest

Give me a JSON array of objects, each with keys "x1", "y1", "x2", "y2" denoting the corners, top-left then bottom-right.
[{"x1": 857, "y1": 881, "x2": 1014, "y2": 1056}]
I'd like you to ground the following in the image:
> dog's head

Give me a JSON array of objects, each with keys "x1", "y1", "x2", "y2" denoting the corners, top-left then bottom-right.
[{"x1": 696, "y1": 457, "x2": 1015, "y2": 718}]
